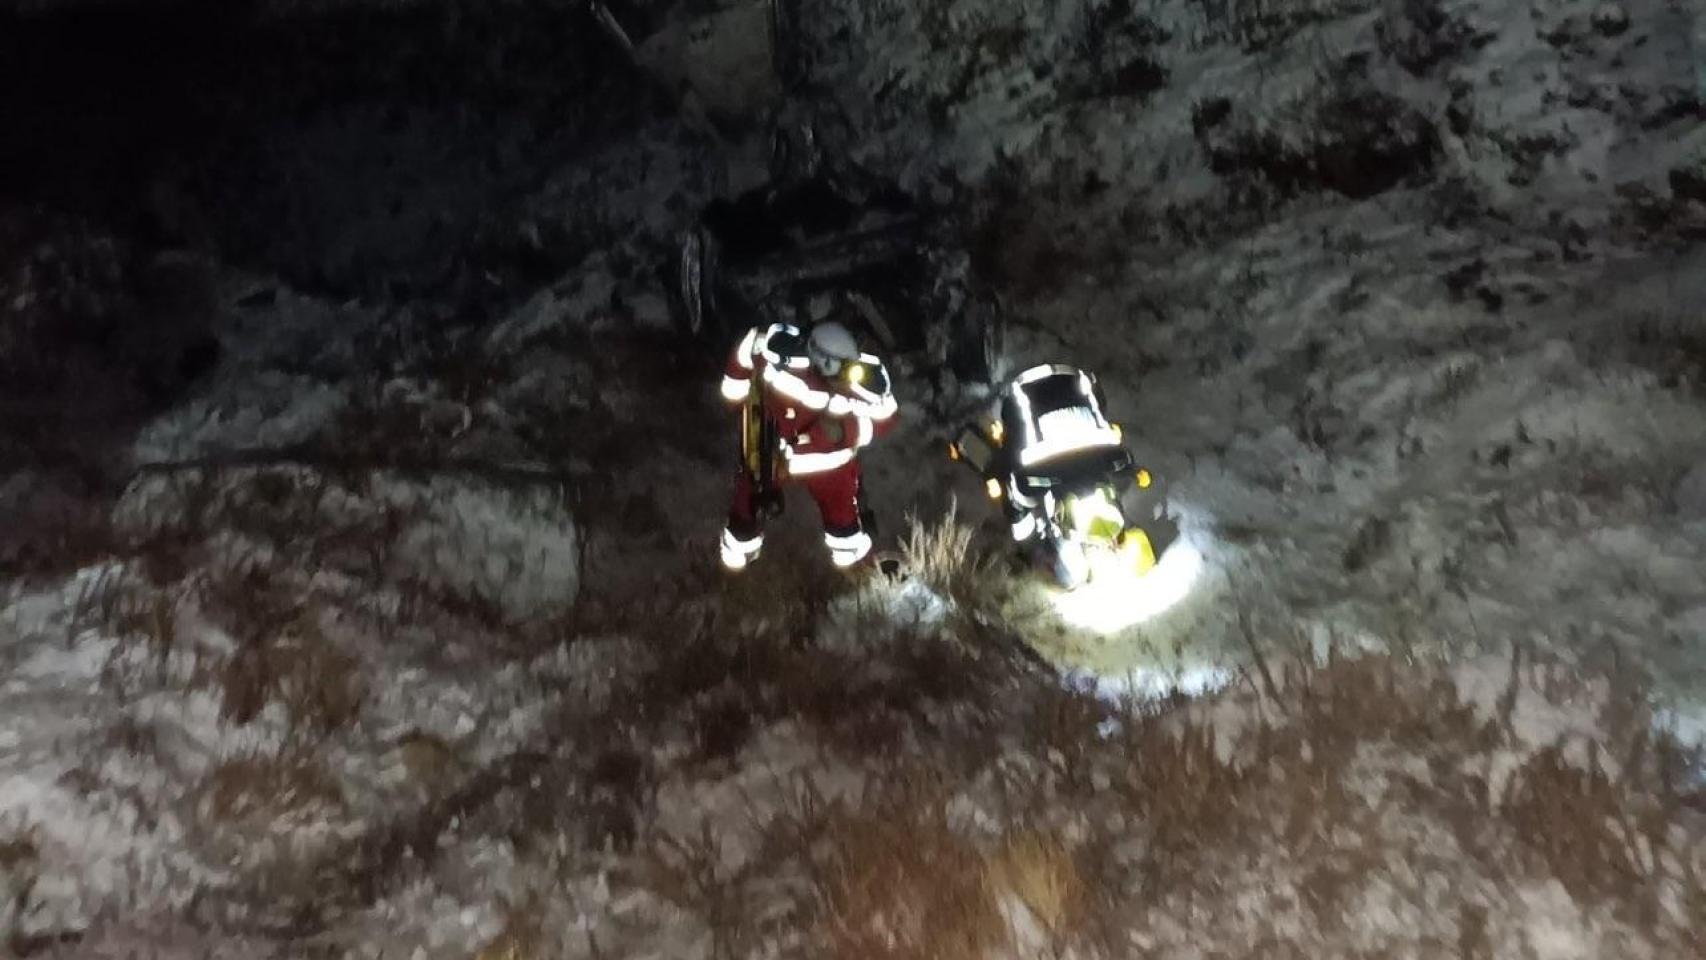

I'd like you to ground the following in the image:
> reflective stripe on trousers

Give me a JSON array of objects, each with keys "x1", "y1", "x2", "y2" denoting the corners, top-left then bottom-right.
[
  {"x1": 1010, "y1": 512, "x2": 1038, "y2": 542},
  {"x1": 824, "y1": 528, "x2": 872, "y2": 567},
  {"x1": 720, "y1": 527, "x2": 763, "y2": 570}
]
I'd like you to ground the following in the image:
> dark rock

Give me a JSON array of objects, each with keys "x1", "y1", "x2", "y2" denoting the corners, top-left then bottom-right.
[
  {"x1": 1377, "y1": 0, "x2": 1496, "y2": 76},
  {"x1": 1311, "y1": 89, "x2": 1443, "y2": 198},
  {"x1": 1198, "y1": 88, "x2": 1440, "y2": 200},
  {"x1": 1672, "y1": 163, "x2": 1706, "y2": 204},
  {"x1": 1065, "y1": 8, "x2": 1172, "y2": 101},
  {"x1": 1191, "y1": 97, "x2": 1233, "y2": 136},
  {"x1": 1446, "y1": 100, "x2": 1473, "y2": 136},
  {"x1": 1444, "y1": 260, "x2": 1481, "y2": 297},
  {"x1": 1589, "y1": 4, "x2": 1630, "y2": 38},
  {"x1": 1641, "y1": 90, "x2": 1706, "y2": 130}
]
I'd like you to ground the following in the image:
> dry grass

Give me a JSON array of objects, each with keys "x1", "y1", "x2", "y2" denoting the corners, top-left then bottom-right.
[
  {"x1": 0, "y1": 834, "x2": 38, "y2": 873},
  {"x1": 899, "y1": 499, "x2": 984, "y2": 603},
  {"x1": 1106, "y1": 710, "x2": 1251, "y2": 884},
  {"x1": 982, "y1": 828, "x2": 1090, "y2": 942},
  {"x1": 645, "y1": 821, "x2": 763, "y2": 960},
  {"x1": 198, "y1": 752, "x2": 346, "y2": 826},
  {"x1": 213, "y1": 609, "x2": 366, "y2": 739},
  {"x1": 808, "y1": 798, "x2": 1007, "y2": 960},
  {"x1": 394, "y1": 730, "x2": 467, "y2": 796},
  {"x1": 702, "y1": 770, "x2": 1096, "y2": 960},
  {"x1": 474, "y1": 898, "x2": 545, "y2": 960},
  {"x1": 714, "y1": 535, "x2": 850, "y2": 640}
]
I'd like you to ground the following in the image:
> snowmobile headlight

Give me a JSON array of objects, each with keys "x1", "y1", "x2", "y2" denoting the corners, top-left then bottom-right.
[
  {"x1": 1111, "y1": 422, "x2": 1122, "y2": 441},
  {"x1": 989, "y1": 420, "x2": 1004, "y2": 445},
  {"x1": 845, "y1": 363, "x2": 866, "y2": 385},
  {"x1": 1136, "y1": 468, "x2": 1152, "y2": 489},
  {"x1": 947, "y1": 442, "x2": 961, "y2": 461},
  {"x1": 986, "y1": 478, "x2": 1003, "y2": 500}
]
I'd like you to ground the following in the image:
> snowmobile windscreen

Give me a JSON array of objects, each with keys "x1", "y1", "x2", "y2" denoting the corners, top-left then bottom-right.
[{"x1": 1002, "y1": 369, "x2": 1122, "y2": 471}]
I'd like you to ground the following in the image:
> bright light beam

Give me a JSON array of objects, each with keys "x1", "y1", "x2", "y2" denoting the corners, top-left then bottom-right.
[{"x1": 1048, "y1": 533, "x2": 1206, "y2": 633}]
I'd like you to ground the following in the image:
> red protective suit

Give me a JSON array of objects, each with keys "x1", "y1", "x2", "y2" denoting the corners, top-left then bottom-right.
[{"x1": 718, "y1": 322, "x2": 899, "y2": 569}]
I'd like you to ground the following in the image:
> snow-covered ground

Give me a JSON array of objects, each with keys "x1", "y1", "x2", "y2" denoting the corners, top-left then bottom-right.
[{"x1": 3, "y1": 0, "x2": 1706, "y2": 955}]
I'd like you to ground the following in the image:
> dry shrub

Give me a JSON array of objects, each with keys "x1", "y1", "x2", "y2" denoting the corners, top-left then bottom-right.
[
  {"x1": 218, "y1": 616, "x2": 365, "y2": 738},
  {"x1": 982, "y1": 828, "x2": 1089, "y2": 942},
  {"x1": 900, "y1": 500, "x2": 1016, "y2": 627},
  {"x1": 0, "y1": 482, "x2": 117, "y2": 583},
  {"x1": 645, "y1": 822, "x2": 758, "y2": 960},
  {"x1": 395, "y1": 730, "x2": 466, "y2": 795},
  {"x1": 715, "y1": 534, "x2": 849, "y2": 637},
  {"x1": 781, "y1": 773, "x2": 1089, "y2": 960},
  {"x1": 1501, "y1": 745, "x2": 1646, "y2": 906},
  {"x1": 900, "y1": 500, "x2": 978, "y2": 596},
  {"x1": 199, "y1": 753, "x2": 345, "y2": 826},
  {"x1": 1283, "y1": 655, "x2": 1499, "y2": 770},
  {"x1": 0, "y1": 834, "x2": 38, "y2": 872},
  {"x1": 1111, "y1": 713, "x2": 1249, "y2": 880},
  {"x1": 807, "y1": 786, "x2": 1007, "y2": 960},
  {"x1": 475, "y1": 931, "x2": 537, "y2": 960},
  {"x1": 199, "y1": 565, "x2": 365, "y2": 737},
  {"x1": 475, "y1": 897, "x2": 545, "y2": 960},
  {"x1": 1103, "y1": 656, "x2": 1499, "y2": 894}
]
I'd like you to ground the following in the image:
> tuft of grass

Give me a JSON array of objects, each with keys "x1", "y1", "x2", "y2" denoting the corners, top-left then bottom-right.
[
  {"x1": 0, "y1": 834, "x2": 38, "y2": 873},
  {"x1": 805, "y1": 781, "x2": 1007, "y2": 960},
  {"x1": 196, "y1": 564, "x2": 365, "y2": 738},
  {"x1": 645, "y1": 821, "x2": 758, "y2": 960},
  {"x1": 1501, "y1": 743, "x2": 1647, "y2": 907},
  {"x1": 900, "y1": 499, "x2": 978, "y2": 595},
  {"x1": 394, "y1": 730, "x2": 466, "y2": 797},
  {"x1": 475, "y1": 897, "x2": 544, "y2": 960},
  {"x1": 982, "y1": 828, "x2": 1089, "y2": 943},
  {"x1": 198, "y1": 752, "x2": 346, "y2": 826},
  {"x1": 898, "y1": 499, "x2": 1021, "y2": 628},
  {"x1": 216, "y1": 613, "x2": 365, "y2": 739},
  {"x1": 1108, "y1": 710, "x2": 1251, "y2": 888}
]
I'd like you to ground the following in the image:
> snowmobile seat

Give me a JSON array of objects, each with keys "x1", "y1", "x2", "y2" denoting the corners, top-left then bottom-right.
[{"x1": 1010, "y1": 446, "x2": 1132, "y2": 498}]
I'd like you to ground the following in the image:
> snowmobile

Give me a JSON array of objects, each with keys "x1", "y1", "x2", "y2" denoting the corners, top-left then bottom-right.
[{"x1": 947, "y1": 364, "x2": 1178, "y2": 590}]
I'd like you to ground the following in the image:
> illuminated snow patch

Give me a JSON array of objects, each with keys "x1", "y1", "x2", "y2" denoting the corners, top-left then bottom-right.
[
  {"x1": 1049, "y1": 536, "x2": 1205, "y2": 633},
  {"x1": 819, "y1": 578, "x2": 952, "y2": 651},
  {"x1": 1079, "y1": 662, "x2": 1236, "y2": 703}
]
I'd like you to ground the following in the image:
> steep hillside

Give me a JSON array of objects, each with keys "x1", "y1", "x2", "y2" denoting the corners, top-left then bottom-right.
[{"x1": 2, "y1": 0, "x2": 1705, "y2": 957}]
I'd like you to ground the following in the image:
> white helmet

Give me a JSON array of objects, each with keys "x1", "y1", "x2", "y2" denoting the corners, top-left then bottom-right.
[{"x1": 807, "y1": 321, "x2": 859, "y2": 377}]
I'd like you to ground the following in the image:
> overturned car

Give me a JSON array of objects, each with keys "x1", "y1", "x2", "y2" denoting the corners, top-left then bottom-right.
[
  {"x1": 667, "y1": 129, "x2": 1007, "y2": 392},
  {"x1": 588, "y1": 0, "x2": 1006, "y2": 392}
]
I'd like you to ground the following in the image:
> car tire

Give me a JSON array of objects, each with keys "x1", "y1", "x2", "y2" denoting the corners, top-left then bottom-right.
[{"x1": 948, "y1": 294, "x2": 1004, "y2": 386}]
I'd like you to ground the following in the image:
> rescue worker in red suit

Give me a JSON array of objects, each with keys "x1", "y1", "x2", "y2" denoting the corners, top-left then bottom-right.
[{"x1": 718, "y1": 320, "x2": 899, "y2": 570}]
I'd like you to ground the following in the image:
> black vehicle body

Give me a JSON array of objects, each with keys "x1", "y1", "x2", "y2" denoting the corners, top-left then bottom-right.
[{"x1": 667, "y1": 132, "x2": 1006, "y2": 390}]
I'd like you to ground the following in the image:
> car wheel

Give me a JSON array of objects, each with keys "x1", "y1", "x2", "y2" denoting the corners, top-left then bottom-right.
[{"x1": 949, "y1": 295, "x2": 1004, "y2": 386}]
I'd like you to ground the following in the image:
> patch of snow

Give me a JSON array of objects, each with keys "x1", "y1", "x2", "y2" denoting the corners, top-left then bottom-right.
[{"x1": 386, "y1": 478, "x2": 580, "y2": 624}]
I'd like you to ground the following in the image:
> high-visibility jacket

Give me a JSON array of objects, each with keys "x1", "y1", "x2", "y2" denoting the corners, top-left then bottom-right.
[{"x1": 719, "y1": 322, "x2": 899, "y2": 475}]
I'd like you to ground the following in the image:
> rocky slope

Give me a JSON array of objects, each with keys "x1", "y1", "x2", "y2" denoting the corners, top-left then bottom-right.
[{"x1": 2, "y1": 0, "x2": 1706, "y2": 957}]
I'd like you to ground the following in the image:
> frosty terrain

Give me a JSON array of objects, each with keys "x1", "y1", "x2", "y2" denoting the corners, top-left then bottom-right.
[{"x1": 2, "y1": 0, "x2": 1705, "y2": 956}]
